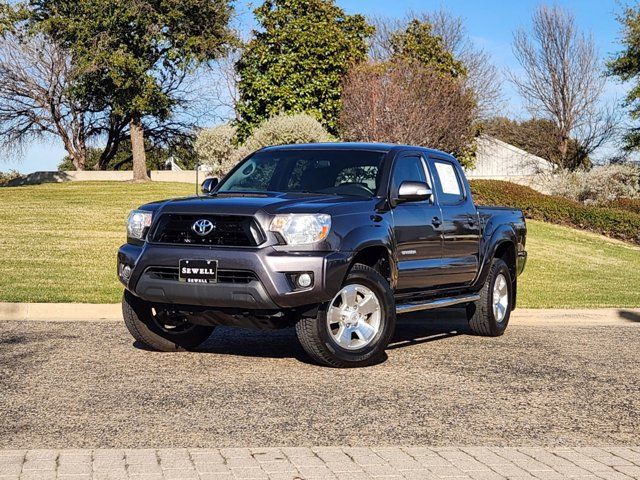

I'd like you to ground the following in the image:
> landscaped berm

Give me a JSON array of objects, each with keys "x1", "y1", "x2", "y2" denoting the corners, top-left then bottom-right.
[{"x1": 0, "y1": 181, "x2": 639, "y2": 308}]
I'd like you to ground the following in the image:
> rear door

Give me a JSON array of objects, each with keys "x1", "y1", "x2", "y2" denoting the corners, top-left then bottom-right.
[
  {"x1": 428, "y1": 155, "x2": 481, "y2": 286},
  {"x1": 390, "y1": 154, "x2": 443, "y2": 292}
]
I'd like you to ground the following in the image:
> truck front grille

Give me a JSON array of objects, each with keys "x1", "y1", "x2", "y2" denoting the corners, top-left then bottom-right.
[
  {"x1": 149, "y1": 214, "x2": 265, "y2": 247},
  {"x1": 145, "y1": 267, "x2": 257, "y2": 284}
]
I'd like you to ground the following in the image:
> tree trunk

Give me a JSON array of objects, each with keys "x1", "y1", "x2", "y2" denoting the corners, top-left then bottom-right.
[
  {"x1": 72, "y1": 153, "x2": 86, "y2": 171},
  {"x1": 130, "y1": 117, "x2": 149, "y2": 181},
  {"x1": 558, "y1": 133, "x2": 570, "y2": 169}
]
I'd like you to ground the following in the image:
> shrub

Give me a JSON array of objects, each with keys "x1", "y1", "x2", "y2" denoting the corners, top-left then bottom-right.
[
  {"x1": 244, "y1": 113, "x2": 334, "y2": 151},
  {"x1": 194, "y1": 124, "x2": 239, "y2": 177},
  {"x1": 0, "y1": 170, "x2": 21, "y2": 186},
  {"x1": 542, "y1": 164, "x2": 640, "y2": 203},
  {"x1": 471, "y1": 180, "x2": 640, "y2": 245},
  {"x1": 603, "y1": 198, "x2": 640, "y2": 215}
]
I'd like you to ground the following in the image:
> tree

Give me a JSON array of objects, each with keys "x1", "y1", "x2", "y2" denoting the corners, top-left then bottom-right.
[
  {"x1": 0, "y1": 33, "x2": 104, "y2": 170},
  {"x1": 194, "y1": 124, "x2": 239, "y2": 177},
  {"x1": 235, "y1": 0, "x2": 373, "y2": 140},
  {"x1": 58, "y1": 137, "x2": 198, "y2": 171},
  {"x1": 28, "y1": 0, "x2": 234, "y2": 180},
  {"x1": 482, "y1": 117, "x2": 588, "y2": 169},
  {"x1": 390, "y1": 19, "x2": 467, "y2": 78},
  {"x1": 369, "y1": 9, "x2": 503, "y2": 118},
  {"x1": 339, "y1": 61, "x2": 477, "y2": 167},
  {"x1": 510, "y1": 5, "x2": 617, "y2": 170},
  {"x1": 609, "y1": 5, "x2": 640, "y2": 152},
  {"x1": 243, "y1": 112, "x2": 334, "y2": 151}
]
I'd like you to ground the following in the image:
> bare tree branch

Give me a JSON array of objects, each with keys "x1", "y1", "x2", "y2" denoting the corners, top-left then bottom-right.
[
  {"x1": 339, "y1": 60, "x2": 478, "y2": 162},
  {"x1": 509, "y1": 5, "x2": 619, "y2": 169},
  {"x1": 368, "y1": 9, "x2": 504, "y2": 119},
  {"x1": 0, "y1": 33, "x2": 97, "y2": 169}
]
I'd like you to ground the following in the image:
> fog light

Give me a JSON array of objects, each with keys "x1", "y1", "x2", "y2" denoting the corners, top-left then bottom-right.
[
  {"x1": 297, "y1": 273, "x2": 312, "y2": 288},
  {"x1": 120, "y1": 264, "x2": 132, "y2": 280}
]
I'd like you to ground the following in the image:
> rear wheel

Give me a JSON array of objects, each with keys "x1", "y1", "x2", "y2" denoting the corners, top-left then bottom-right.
[
  {"x1": 122, "y1": 290, "x2": 215, "y2": 351},
  {"x1": 466, "y1": 258, "x2": 512, "y2": 336},
  {"x1": 295, "y1": 264, "x2": 396, "y2": 368}
]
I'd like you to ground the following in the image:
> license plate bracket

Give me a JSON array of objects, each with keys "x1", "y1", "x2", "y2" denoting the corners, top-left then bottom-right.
[{"x1": 179, "y1": 259, "x2": 218, "y2": 284}]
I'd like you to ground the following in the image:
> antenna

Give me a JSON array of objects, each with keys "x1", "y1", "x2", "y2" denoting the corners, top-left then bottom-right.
[{"x1": 195, "y1": 163, "x2": 200, "y2": 197}]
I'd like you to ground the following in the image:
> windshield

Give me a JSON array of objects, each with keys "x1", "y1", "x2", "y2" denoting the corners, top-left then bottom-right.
[{"x1": 217, "y1": 149, "x2": 386, "y2": 198}]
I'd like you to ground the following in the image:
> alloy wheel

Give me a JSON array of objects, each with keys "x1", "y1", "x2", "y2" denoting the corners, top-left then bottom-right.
[
  {"x1": 326, "y1": 283, "x2": 382, "y2": 350},
  {"x1": 492, "y1": 273, "x2": 509, "y2": 323}
]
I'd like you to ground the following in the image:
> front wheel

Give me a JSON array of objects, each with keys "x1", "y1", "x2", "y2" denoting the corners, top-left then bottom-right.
[
  {"x1": 466, "y1": 258, "x2": 512, "y2": 336},
  {"x1": 122, "y1": 290, "x2": 215, "y2": 351},
  {"x1": 295, "y1": 264, "x2": 396, "y2": 368}
]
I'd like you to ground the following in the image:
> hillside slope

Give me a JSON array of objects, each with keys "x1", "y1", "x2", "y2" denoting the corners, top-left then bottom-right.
[{"x1": 0, "y1": 181, "x2": 638, "y2": 307}]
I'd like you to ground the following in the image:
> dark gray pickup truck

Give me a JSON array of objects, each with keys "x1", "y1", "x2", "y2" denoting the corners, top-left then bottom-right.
[{"x1": 118, "y1": 143, "x2": 527, "y2": 367}]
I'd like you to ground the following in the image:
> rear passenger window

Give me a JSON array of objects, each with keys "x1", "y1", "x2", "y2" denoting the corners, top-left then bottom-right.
[{"x1": 433, "y1": 160, "x2": 464, "y2": 205}]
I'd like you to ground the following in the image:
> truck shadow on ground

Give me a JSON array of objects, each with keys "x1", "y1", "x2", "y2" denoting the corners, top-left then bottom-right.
[
  {"x1": 618, "y1": 309, "x2": 640, "y2": 323},
  {"x1": 133, "y1": 308, "x2": 469, "y2": 365}
]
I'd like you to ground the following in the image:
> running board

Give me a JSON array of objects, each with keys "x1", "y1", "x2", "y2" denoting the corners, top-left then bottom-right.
[{"x1": 396, "y1": 293, "x2": 481, "y2": 315}]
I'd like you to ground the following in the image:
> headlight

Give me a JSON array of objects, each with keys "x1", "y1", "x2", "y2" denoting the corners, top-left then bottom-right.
[
  {"x1": 270, "y1": 214, "x2": 331, "y2": 245},
  {"x1": 127, "y1": 210, "x2": 153, "y2": 240}
]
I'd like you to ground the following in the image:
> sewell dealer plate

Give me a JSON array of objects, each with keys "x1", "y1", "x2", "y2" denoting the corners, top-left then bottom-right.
[{"x1": 179, "y1": 259, "x2": 218, "y2": 284}]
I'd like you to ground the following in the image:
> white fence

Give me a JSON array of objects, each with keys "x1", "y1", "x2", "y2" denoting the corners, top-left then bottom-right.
[{"x1": 7, "y1": 170, "x2": 209, "y2": 186}]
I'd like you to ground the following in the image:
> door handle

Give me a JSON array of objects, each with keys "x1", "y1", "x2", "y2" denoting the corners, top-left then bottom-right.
[{"x1": 431, "y1": 216, "x2": 442, "y2": 227}]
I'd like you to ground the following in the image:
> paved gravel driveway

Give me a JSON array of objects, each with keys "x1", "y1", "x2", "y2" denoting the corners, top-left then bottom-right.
[{"x1": 1, "y1": 310, "x2": 639, "y2": 448}]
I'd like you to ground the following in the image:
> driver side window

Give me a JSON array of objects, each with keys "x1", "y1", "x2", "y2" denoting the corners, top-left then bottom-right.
[{"x1": 392, "y1": 156, "x2": 429, "y2": 198}]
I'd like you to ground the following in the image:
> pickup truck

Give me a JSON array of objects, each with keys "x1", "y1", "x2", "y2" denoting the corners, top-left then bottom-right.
[{"x1": 118, "y1": 143, "x2": 527, "y2": 367}]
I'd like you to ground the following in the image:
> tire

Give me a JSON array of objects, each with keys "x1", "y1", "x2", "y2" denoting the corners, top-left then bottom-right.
[
  {"x1": 122, "y1": 290, "x2": 215, "y2": 351},
  {"x1": 295, "y1": 264, "x2": 396, "y2": 368},
  {"x1": 466, "y1": 258, "x2": 512, "y2": 336}
]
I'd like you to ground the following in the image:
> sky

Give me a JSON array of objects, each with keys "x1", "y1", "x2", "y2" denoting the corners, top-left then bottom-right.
[{"x1": 1, "y1": 0, "x2": 628, "y2": 174}]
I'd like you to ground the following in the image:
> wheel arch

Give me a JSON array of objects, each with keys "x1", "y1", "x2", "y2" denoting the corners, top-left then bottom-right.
[
  {"x1": 346, "y1": 243, "x2": 396, "y2": 289},
  {"x1": 474, "y1": 225, "x2": 519, "y2": 306},
  {"x1": 339, "y1": 222, "x2": 397, "y2": 289}
]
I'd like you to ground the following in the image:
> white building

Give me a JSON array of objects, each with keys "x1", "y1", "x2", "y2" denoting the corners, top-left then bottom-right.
[{"x1": 465, "y1": 135, "x2": 554, "y2": 181}]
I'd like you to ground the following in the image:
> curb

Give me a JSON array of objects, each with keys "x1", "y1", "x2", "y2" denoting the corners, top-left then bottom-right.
[
  {"x1": 0, "y1": 303, "x2": 639, "y2": 324},
  {"x1": 0, "y1": 303, "x2": 121, "y2": 321}
]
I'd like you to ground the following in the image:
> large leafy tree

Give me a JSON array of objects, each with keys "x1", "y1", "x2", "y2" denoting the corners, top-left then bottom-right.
[
  {"x1": 236, "y1": 0, "x2": 373, "y2": 140},
  {"x1": 26, "y1": 0, "x2": 234, "y2": 180},
  {"x1": 609, "y1": 5, "x2": 640, "y2": 151},
  {"x1": 390, "y1": 19, "x2": 467, "y2": 78}
]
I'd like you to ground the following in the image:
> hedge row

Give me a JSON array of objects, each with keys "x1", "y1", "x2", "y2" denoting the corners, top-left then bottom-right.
[
  {"x1": 470, "y1": 180, "x2": 640, "y2": 245},
  {"x1": 602, "y1": 198, "x2": 640, "y2": 216}
]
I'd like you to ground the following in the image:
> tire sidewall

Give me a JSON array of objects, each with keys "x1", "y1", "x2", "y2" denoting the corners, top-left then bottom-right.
[
  {"x1": 488, "y1": 259, "x2": 512, "y2": 335},
  {"x1": 123, "y1": 291, "x2": 213, "y2": 351},
  {"x1": 315, "y1": 265, "x2": 396, "y2": 365}
]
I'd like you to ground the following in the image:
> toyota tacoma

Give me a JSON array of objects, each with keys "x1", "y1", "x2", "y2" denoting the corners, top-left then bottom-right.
[{"x1": 118, "y1": 143, "x2": 527, "y2": 367}]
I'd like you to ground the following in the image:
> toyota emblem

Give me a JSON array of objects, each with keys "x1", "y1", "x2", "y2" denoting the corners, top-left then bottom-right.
[{"x1": 192, "y1": 219, "x2": 215, "y2": 236}]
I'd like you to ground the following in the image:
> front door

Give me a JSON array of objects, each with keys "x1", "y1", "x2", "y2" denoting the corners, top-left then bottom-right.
[{"x1": 390, "y1": 154, "x2": 443, "y2": 292}]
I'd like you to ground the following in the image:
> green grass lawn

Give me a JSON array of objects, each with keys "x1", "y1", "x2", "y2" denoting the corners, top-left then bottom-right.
[
  {"x1": 0, "y1": 181, "x2": 193, "y2": 303},
  {"x1": 0, "y1": 181, "x2": 638, "y2": 307},
  {"x1": 518, "y1": 221, "x2": 640, "y2": 308}
]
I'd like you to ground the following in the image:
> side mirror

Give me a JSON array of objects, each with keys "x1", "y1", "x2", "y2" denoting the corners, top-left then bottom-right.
[
  {"x1": 397, "y1": 181, "x2": 432, "y2": 203},
  {"x1": 201, "y1": 177, "x2": 219, "y2": 195}
]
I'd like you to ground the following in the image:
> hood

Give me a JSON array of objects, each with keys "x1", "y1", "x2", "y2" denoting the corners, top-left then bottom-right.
[{"x1": 144, "y1": 192, "x2": 377, "y2": 217}]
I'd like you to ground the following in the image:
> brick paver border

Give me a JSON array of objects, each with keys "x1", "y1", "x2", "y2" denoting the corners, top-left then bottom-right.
[{"x1": 1, "y1": 447, "x2": 639, "y2": 480}]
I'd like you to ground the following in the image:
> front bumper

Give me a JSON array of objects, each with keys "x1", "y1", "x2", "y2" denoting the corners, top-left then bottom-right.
[{"x1": 118, "y1": 243, "x2": 352, "y2": 310}]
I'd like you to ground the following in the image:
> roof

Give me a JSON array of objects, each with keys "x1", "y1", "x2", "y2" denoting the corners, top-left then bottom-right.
[
  {"x1": 260, "y1": 142, "x2": 453, "y2": 158},
  {"x1": 476, "y1": 136, "x2": 552, "y2": 166}
]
